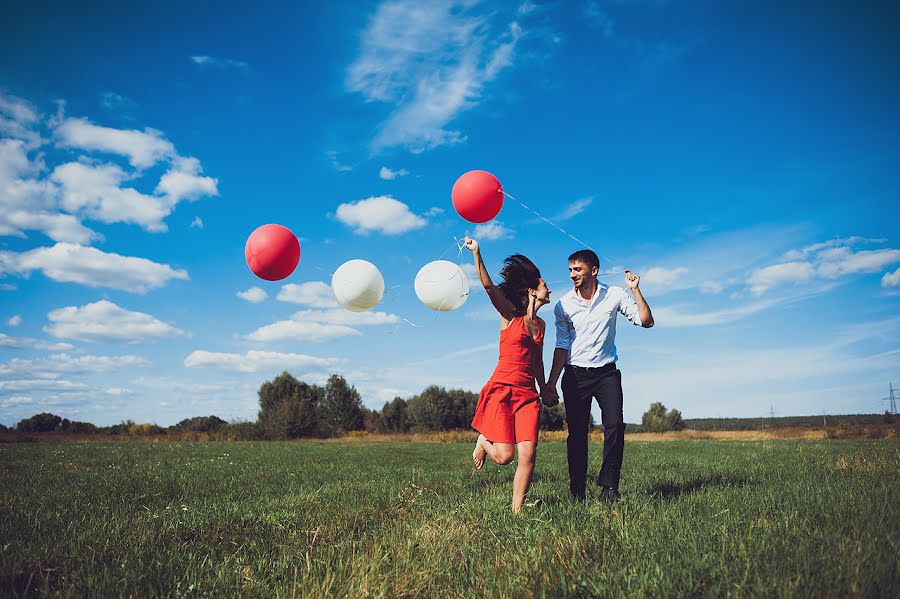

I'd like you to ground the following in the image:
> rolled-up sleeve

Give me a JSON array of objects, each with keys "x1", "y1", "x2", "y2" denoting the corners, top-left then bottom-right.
[
  {"x1": 617, "y1": 288, "x2": 643, "y2": 326},
  {"x1": 554, "y1": 300, "x2": 573, "y2": 350}
]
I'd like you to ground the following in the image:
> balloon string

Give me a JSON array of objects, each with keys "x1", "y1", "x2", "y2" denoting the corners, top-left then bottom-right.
[
  {"x1": 436, "y1": 238, "x2": 463, "y2": 261},
  {"x1": 388, "y1": 317, "x2": 420, "y2": 335},
  {"x1": 501, "y1": 190, "x2": 616, "y2": 266}
]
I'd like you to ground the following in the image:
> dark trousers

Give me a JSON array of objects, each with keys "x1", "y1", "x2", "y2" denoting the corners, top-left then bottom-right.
[{"x1": 561, "y1": 363, "x2": 625, "y2": 497}]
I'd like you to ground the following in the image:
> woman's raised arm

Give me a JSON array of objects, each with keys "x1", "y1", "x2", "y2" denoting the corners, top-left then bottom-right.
[{"x1": 464, "y1": 236, "x2": 516, "y2": 320}]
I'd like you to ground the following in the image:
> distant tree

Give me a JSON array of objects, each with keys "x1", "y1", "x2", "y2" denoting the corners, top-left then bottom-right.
[
  {"x1": 884, "y1": 410, "x2": 895, "y2": 424},
  {"x1": 320, "y1": 374, "x2": 365, "y2": 434},
  {"x1": 641, "y1": 403, "x2": 686, "y2": 432},
  {"x1": 16, "y1": 412, "x2": 62, "y2": 433},
  {"x1": 59, "y1": 419, "x2": 99, "y2": 434},
  {"x1": 106, "y1": 420, "x2": 135, "y2": 435},
  {"x1": 175, "y1": 415, "x2": 228, "y2": 432},
  {"x1": 381, "y1": 397, "x2": 409, "y2": 433},
  {"x1": 258, "y1": 372, "x2": 323, "y2": 439},
  {"x1": 641, "y1": 402, "x2": 667, "y2": 432},
  {"x1": 362, "y1": 408, "x2": 384, "y2": 434},
  {"x1": 224, "y1": 420, "x2": 263, "y2": 441},
  {"x1": 665, "y1": 408, "x2": 686, "y2": 431},
  {"x1": 0, "y1": 423, "x2": 9, "y2": 432},
  {"x1": 540, "y1": 404, "x2": 566, "y2": 431},
  {"x1": 448, "y1": 389, "x2": 478, "y2": 429},
  {"x1": 407, "y1": 386, "x2": 451, "y2": 431}
]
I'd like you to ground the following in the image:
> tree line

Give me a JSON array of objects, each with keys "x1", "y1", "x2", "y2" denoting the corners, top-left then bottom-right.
[{"x1": 3, "y1": 372, "x2": 694, "y2": 438}]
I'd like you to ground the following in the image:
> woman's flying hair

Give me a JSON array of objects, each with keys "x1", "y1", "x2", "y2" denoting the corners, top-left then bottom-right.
[{"x1": 497, "y1": 254, "x2": 542, "y2": 316}]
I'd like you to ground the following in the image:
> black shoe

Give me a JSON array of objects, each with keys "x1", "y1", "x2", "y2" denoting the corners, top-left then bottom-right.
[
  {"x1": 600, "y1": 486, "x2": 621, "y2": 503},
  {"x1": 571, "y1": 489, "x2": 586, "y2": 502}
]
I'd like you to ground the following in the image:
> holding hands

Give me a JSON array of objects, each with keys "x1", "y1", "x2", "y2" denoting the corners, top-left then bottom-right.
[
  {"x1": 541, "y1": 384, "x2": 559, "y2": 407},
  {"x1": 463, "y1": 236, "x2": 479, "y2": 253}
]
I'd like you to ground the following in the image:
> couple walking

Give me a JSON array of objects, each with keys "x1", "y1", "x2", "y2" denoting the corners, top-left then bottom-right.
[{"x1": 465, "y1": 236, "x2": 654, "y2": 512}]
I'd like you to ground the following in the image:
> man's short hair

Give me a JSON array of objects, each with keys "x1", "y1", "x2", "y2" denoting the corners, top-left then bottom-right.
[{"x1": 568, "y1": 249, "x2": 599, "y2": 271}]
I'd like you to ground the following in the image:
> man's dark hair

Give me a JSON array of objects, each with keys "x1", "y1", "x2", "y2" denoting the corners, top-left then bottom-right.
[
  {"x1": 497, "y1": 254, "x2": 542, "y2": 316},
  {"x1": 568, "y1": 249, "x2": 599, "y2": 272}
]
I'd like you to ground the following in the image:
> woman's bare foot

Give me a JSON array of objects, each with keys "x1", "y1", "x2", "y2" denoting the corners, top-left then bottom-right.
[{"x1": 472, "y1": 434, "x2": 487, "y2": 469}]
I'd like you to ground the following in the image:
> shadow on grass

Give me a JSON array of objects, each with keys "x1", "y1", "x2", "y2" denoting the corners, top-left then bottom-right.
[{"x1": 647, "y1": 473, "x2": 752, "y2": 500}]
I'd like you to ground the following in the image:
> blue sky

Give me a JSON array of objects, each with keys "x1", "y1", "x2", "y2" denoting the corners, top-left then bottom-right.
[{"x1": 1, "y1": 0, "x2": 898, "y2": 427}]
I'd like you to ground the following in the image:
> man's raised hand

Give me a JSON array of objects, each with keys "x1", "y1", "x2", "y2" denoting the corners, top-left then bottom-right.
[{"x1": 624, "y1": 269, "x2": 640, "y2": 290}]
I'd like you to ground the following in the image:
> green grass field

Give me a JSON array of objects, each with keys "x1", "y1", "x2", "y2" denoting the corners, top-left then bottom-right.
[{"x1": 1, "y1": 439, "x2": 898, "y2": 597}]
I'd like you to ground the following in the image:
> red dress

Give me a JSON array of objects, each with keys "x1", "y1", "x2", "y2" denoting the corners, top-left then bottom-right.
[{"x1": 471, "y1": 316, "x2": 544, "y2": 444}]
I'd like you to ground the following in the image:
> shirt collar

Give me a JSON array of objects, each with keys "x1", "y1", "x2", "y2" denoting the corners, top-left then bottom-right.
[{"x1": 567, "y1": 282, "x2": 608, "y2": 306}]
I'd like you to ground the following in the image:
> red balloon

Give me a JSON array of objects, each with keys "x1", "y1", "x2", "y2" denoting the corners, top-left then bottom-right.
[
  {"x1": 245, "y1": 224, "x2": 300, "y2": 281},
  {"x1": 451, "y1": 170, "x2": 504, "y2": 223}
]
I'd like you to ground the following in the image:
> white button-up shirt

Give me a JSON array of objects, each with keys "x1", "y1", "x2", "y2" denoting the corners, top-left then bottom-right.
[{"x1": 554, "y1": 283, "x2": 642, "y2": 367}]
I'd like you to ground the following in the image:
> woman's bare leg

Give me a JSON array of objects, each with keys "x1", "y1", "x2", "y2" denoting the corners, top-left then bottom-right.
[
  {"x1": 472, "y1": 434, "x2": 488, "y2": 469},
  {"x1": 473, "y1": 434, "x2": 515, "y2": 468},
  {"x1": 512, "y1": 441, "x2": 537, "y2": 513}
]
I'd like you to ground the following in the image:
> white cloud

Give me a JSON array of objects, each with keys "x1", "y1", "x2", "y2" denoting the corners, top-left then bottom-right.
[
  {"x1": 325, "y1": 150, "x2": 352, "y2": 172},
  {"x1": 653, "y1": 300, "x2": 777, "y2": 328},
  {"x1": 551, "y1": 197, "x2": 593, "y2": 222},
  {"x1": 816, "y1": 248, "x2": 900, "y2": 279},
  {"x1": 290, "y1": 309, "x2": 399, "y2": 326},
  {"x1": 1, "y1": 101, "x2": 216, "y2": 241},
  {"x1": 0, "y1": 138, "x2": 98, "y2": 244},
  {"x1": 639, "y1": 266, "x2": 690, "y2": 294},
  {"x1": 748, "y1": 261, "x2": 817, "y2": 296},
  {"x1": 190, "y1": 216, "x2": 204, "y2": 229},
  {"x1": 51, "y1": 161, "x2": 171, "y2": 232},
  {"x1": 277, "y1": 281, "x2": 338, "y2": 307},
  {"x1": 379, "y1": 166, "x2": 409, "y2": 180},
  {"x1": 0, "y1": 92, "x2": 42, "y2": 148},
  {"x1": 246, "y1": 320, "x2": 362, "y2": 343},
  {"x1": 653, "y1": 285, "x2": 832, "y2": 327},
  {"x1": 1, "y1": 395, "x2": 32, "y2": 407},
  {"x1": 473, "y1": 220, "x2": 512, "y2": 240},
  {"x1": 237, "y1": 286, "x2": 268, "y2": 303},
  {"x1": 0, "y1": 379, "x2": 87, "y2": 393},
  {"x1": 55, "y1": 117, "x2": 176, "y2": 169},
  {"x1": 336, "y1": 196, "x2": 426, "y2": 235},
  {"x1": 347, "y1": 2, "x2": 523, "y2": 152},
  {"x1": 6, "y1": 315, "x2": 21, "y2": 327},
  {"x1": 748, "y1": 238, "x2": 900, "y2": 295},
  {"x1": 781, "y1": 236, "x2": 885, "y2": 261},
  {"x1": 0, "y1": 333, "x2": 73, "y2": 351},
  {"x1": 155, "y1": 156, "x2": 218, "y2": 204},
  {"x1": 246, "y1": 307, "x2": 400, "y2": 343},
  {"x1": 189, "y1": 55, "x2": 249, "y2": 71},
  {"x1": 0, "y1": 353, "x2": 150, "y2": 378},
  {"x1": 44, "y1": 300, "x2": 188, "y2": 344},
  {"x1": 883, "y1": 267, "x2": 900, "y2": 288},
  {"x1": 184, "y1": 350, "x2": 340, "y2": 373},
  {"x1": 0, "y1": 243, "x2": 189, "y2": 293}
]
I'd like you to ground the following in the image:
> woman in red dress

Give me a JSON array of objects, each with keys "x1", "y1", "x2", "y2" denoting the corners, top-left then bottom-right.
[{"x1": 465, "y1": 236, "x2": 552, "y2": 513}]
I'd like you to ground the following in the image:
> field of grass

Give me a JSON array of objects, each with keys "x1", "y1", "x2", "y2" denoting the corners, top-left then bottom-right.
[{"x1": 1, "y1": 439, "x2": 898, "y2": 597}]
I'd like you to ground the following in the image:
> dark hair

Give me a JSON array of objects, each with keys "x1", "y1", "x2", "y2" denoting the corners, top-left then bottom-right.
[
  {"x1": 497, "y1": 254, "x2": 542, "y2": 316},
  {"x1": 568, "y1": 249, "x2": 599, "y2": 272}
]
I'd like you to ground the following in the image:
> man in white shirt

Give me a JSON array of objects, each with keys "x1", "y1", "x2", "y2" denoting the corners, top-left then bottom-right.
[{"x1": 543, "y1": 249, "x2": 654, "y2": 502}]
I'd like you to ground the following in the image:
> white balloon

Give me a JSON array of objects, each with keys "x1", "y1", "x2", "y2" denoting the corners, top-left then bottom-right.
[
  {"x1": 332, "y1": 259, "x2": 385, "y2": 312},
  {"x1": 415, "y1": 260, "x2": 469, "y2": 311}
]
